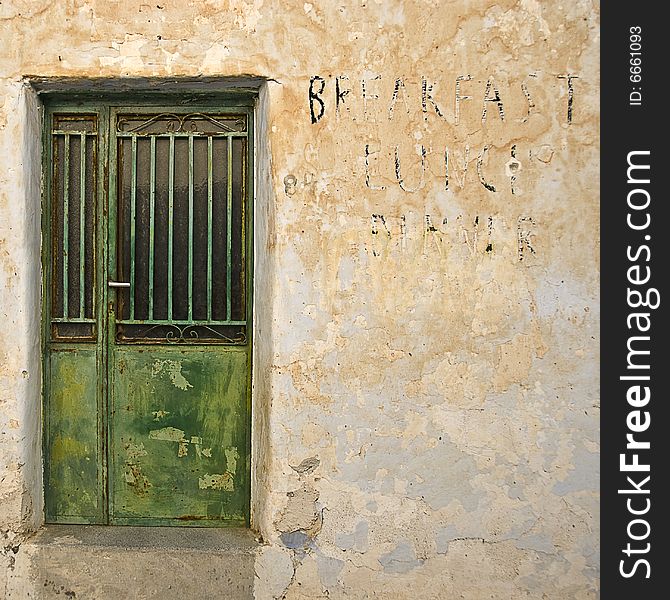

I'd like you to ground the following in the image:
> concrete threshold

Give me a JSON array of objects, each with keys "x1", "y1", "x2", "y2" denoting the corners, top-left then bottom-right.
[{"x1": 5, "y1": 525, "x2": 259, "y2": 599}]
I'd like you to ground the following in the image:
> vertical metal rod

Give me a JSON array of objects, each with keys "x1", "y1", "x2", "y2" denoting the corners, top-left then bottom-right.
[
  {"x1": 168, "y1": 135, "x2": 174, "y2": 321},
  {"x1": 129, "y1": 136, "x2": 137, "y2": 320},
  {"x1": 63, "y1": 133, "x2": 70, "y2": 319},
  {"x1": 226, "y1": 136, "x2": 232, "y2": 321},
  {"x1": 92, "y1": 132, "x2": 98, "y2": 320},
  {"x1": 79, "y1": 133, "x2": 86, "y2": 318},
  {"x1": 149, "y1": 136, "x2": 156, "y2": 319},
  {"x1": 188, "y1": 135, "x2": 194, "y2": 322},
  {"x1": 101, "y1": 107, "x2": 111, "y2": 524},
  {"x1": 207, "y1": 137, "x2": 213, "y2": 321}
]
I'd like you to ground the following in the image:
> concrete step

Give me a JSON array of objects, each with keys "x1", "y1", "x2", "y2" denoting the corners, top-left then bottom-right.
[{"x1": 5, "y1": 525, "x2": 258, "y2": 599}]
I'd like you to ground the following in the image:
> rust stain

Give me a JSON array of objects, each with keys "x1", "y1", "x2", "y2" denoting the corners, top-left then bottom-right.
[
  {"x1": 178, "y1": 440, "x2": 189, "y2": 457},
  {"x1": 124, "y1": 442, "x2": 151, "y2": 496},
  {"x1": 124, "y1": 463, "x2": 152, "y2": 496}
]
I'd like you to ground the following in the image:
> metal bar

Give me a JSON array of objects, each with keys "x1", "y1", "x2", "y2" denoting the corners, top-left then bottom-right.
[
  {"x1": 168, "y1": 135, "x2": 174, "y2": 321},
  {"x1": 91, "y1": 132, "x2": 98, "y2": 321},
  {"x1": 188, "y1": 135, "x2": 194, "y2": 322},
  {"x1": 51, "y1": 318, "x2": 97, "y2": 323},
  {"x1": 63, "y1": 133, "x2": 70, "y2": 319},
  {"x1": 117, "y1": 319, "x2": 246, "y2": 326},
  {"x1": 115, "y1": 132, "x2": 248, "y2": 139},
  {"x1": 149, "y1": 136, "x2": 156, "y2": 319},
  {"x1": 101, "y1": 105, "x2": 111, "y2": 525},
  {"x1": 207, "y1": 137, "x2": 213, "y2": 321},
  {"x1": 79, "y1": 133, "x2": 86, "y2": 318},
  {"x1": 129, "y1": 136, "x2": 137, "y2": 320},
  {"x1": 52, "y1": 131, "x2": 98, "y2": 136},
  {"x1": 226, "y1": 135, "x2": 232, "y2": 321}
]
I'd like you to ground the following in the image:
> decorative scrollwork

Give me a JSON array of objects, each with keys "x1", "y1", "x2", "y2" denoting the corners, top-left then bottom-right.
[
  {"x1": 165, "y1": 326, "x2": 200, "y2": 342},
  {"x1": 117, "y1": 112, "x2": 246, "y2": 134},
  {"x1": 116, "y1": 322, "x2": 247, "y2": 344}
]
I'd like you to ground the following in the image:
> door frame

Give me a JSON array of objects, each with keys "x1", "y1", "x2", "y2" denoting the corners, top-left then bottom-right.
[{"x1": 41, "y1": 94, "x2": 256, "y2": 526}]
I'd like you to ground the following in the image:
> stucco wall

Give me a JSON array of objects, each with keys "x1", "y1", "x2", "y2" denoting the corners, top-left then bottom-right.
[{"x1": 1, "y1": 1, "x2": 599, "y2": 598}]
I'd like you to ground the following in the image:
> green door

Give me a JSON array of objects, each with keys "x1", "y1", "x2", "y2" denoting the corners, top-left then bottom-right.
[{"x1": 43, "y1": 102, "x2": 253, "y2": 526}]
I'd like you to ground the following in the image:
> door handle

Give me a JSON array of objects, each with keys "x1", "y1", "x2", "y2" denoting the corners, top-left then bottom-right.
[{"x1": 108, "y1": 281, "x2": 131, "y2": 288}]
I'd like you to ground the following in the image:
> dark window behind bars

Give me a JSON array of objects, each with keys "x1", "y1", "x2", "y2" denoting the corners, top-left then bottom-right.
[
  {"x1": 50, "y1": 114, "x2": 98, "y2": 341},
  {"x1": 50, "y1": 112, "x2": 249, "y2": 344}
]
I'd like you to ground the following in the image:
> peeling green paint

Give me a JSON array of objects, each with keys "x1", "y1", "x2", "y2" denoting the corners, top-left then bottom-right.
[
  {"x1": 42, "y1": 100, "x2": 253, "y2": 527},
  {"x1": 148, "y1": 427, "x2": 187, "y2": 442},
  {"x1": 199, "y1": 473, "x2": 235, "y2": 491},
  {"x1": 111, "y1": 348, "x2": 249, "y2": 525},
  {"x1": 151, "y1": 359, "x2": 194, "y2": 391},
  {"x1": 45, "y1": 350, "x2": 102, "y2": 523},
  {"x1": 225, "y1": 447, "x2": 239, "y2": 475}
]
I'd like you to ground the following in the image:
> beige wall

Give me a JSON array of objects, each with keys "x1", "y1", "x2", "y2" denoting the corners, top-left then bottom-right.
[{"x1": 1, "y1": 1, "x2": 599, "y2": 598}]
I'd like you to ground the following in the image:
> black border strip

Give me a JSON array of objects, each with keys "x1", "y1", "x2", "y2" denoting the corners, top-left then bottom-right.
[{"x1": 601, "y1": 5, "x2": 666, "y2": 595}]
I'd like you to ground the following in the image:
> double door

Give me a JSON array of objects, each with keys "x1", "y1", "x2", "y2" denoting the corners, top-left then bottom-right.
[{"x1": 43, "y1": 103, "x2": 252, "y2": 526}]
